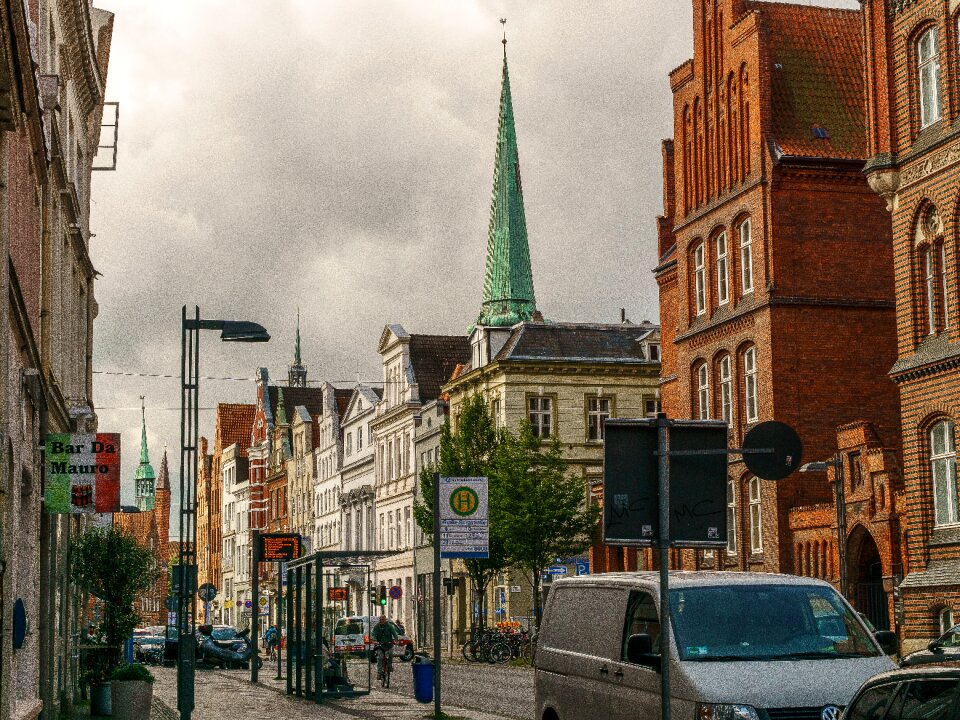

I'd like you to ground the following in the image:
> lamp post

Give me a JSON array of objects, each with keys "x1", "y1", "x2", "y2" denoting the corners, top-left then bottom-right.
[
  {"x1": 800, "y1": 456, "x2": 847, "y2": 598},
  {"x1": 178, "y1": 306, "x2": 269, "y2": 720}
]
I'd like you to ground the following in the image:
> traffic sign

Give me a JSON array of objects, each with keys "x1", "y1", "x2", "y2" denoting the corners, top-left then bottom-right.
[
  {"x1": 575, "y1": 560, "x2": 590, "y2": 576},
  {"x1": 224, "y1": 599, "x2": 234, "y2": 609},
  {"x1": 198, "y1": 583, "x2": 217, "y2": 602},
  {"x1": 742, "y1": 421, "x2": 803, "y2": 480},
  {"x1": 244, "y1": 600, "x2": 252, "y2": 609},
  {"x1": 547, "y1": 565, "x2": 568, "y2": 576},
  {"x1": 389, "y1": 585, "x2": 403, "y2": 600},
  {"x1": 258, "y1": 596, "x2": 268, "y2": 607},
  {"x1": 439, "y1": 476, "x2": 489, "y2": 559}
]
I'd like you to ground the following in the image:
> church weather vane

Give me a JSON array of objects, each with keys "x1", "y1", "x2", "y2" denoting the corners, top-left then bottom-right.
[{"x1": 500, "y1": 17, "x2": 507, "y2": 48}]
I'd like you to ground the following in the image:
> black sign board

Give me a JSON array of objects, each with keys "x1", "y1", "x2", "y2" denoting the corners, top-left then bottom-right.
[
  {"x1": 742, "y1": 421, "x2": 802, "y2": 480},
  {"x1": 603, "y1": 419, "x2": 728, "y2": 547},
  {"x1": 258, "y1": 533, "x2": 301, "y2": 562},
  {"x1": 171, "y1": 564, "x2": 197, "y2": 595}
]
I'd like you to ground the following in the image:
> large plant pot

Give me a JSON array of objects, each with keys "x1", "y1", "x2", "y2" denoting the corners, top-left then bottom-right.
[
  {"x1": 90, "y1": 682, "x2": 112, "y2": 716},
  {"x1": 111, "y1": 679, "x2": 153, "y2": 720}
]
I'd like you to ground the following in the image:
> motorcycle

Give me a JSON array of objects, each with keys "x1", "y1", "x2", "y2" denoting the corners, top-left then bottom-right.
[{"x1": 195, "y1": 625, "x2": 263, "y2": 670}]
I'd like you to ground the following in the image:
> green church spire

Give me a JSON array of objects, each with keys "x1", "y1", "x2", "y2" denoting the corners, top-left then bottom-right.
[
  {"x1": 135, "y1": 396, "x2": 156, "y2": 512},
  {"x1": 294, "y1": 308, "x2": 302, "y2": 366},
  {"x1": 476, "y1": 30, "x2": 539, "y2": 328}
]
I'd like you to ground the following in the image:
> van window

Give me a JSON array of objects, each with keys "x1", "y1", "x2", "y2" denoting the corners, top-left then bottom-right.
[
  {"x1": 540, "y1": 586, "x2": 625, "y2": 659},
  {"x1": 622, "y1": 590, "x2": 660, "y2": 661}
]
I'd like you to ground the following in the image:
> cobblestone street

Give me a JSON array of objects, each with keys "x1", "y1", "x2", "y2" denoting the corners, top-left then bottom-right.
[{"x1": 150, "y1": 663, "x2": 525, "y2": 720}]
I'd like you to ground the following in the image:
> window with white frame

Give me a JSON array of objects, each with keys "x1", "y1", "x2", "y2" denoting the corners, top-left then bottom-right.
[
  {"x1": 346, "y1": 432, "x2": 352, "y2": 456},
  {"x1": 744, "y1": 347, "x2": 758, "y2": 422},
  {"x1": 719, "y1": 355, "x2": 732, "y2": 424},
  {"x1": 529, "y1": 396, "x2": 553, "y2": 438},
  {"x1": 740, "y1": 218, "x2": 754, "y2": 294},
  {"x1": 726, "y1": 479, "x2": 737, "y2": 554},
  {"x1": 587, "y1": 397, "x2": 611, "y2": 441},
  {"x1": 694, "y1": 243, "x2": 706, "y2": 315},
  {"x1": 716, "y1": 232, "x2": 729, "y2": 305},
  {"x1": 940, "y1": 607, "x2": 955, "y2": 634},
  {"x1": 388, "y1": 512, "x2": 395, "y2": 549},
  {"x1": 697, "y1": 364, "x2": 710, "y2": 420},
  {"x1": 645, "y1": 397, "x2": 662, "y2": 418},
  {"x1": 931, "y1": 419, "x2": 958, "y2": 526},
  {"x1": 927, "y1": 246, "x2": 938, "y2": 334},
  {"x1": 942, "y1": 243, "x2": 950, "y2": 329},
  {"x1": 379, "y1": 513, "x2": 385, "y2": 549},
  {"x1": 918, "y1": 27, "x2": 941, "y2": 129},
  {"x1": 491, "y1": 396, "x2": 502, "y2": 429},
  {"x1": 396, "y1": 509, "x2": 402, "y2": 547},
  {"x1": 749, "y1": 476, "x2": 762, "y2": 553}
]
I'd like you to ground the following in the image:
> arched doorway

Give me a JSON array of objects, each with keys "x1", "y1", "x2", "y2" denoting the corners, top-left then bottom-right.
[{"x1": 848, "y1": 526, "x2": 889, "y2": 631}]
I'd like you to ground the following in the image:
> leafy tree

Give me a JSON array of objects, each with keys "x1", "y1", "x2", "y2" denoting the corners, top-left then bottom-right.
[
  {"x1": 495, "y1": 422, "x2": 599, "y2": 630},
  {"x1": 414, "y1": 393, "x2": 509, "y2": 628},
  {"x1": 71, "y1": 526, "x2": 159, "y2": 666}
]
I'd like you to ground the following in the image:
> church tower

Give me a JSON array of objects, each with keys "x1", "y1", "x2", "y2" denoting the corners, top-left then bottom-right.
[
  {"x1": 155, "y1": 447, "x2": 171, "y2": 550},
  {"x1": 476, "y1": 31, "x2": 540, "y2": 328},
  {"x1": 288, "y1": 309, "x2": 307, "y2": 387},
  {"x1": 135, "y1": 398, "x2": 157, "y2": 512}
]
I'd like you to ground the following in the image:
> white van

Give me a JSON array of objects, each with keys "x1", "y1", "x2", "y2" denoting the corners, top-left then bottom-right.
[{"x1": 535, "y1": 572, "x2": 897, "y2": 720}]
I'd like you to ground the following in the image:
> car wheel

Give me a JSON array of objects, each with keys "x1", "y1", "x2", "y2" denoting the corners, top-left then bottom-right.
[{"x1": 402, "y1": 645, "x2": 414, "y2": 662}]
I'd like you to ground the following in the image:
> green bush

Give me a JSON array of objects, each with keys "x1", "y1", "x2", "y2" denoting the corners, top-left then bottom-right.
[{"x1": 109, "y1": 663, "x2": 154, "y2": 683}]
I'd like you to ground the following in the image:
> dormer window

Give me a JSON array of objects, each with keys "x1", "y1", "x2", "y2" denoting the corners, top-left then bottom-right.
[{"x1": 649, "y1": 343, "x2": 660, "y2": 361}]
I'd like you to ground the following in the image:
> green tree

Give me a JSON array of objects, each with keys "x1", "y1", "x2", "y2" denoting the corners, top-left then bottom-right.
[
  {"x1": 71, "y1": 526, "x2": 159, "y2": 666},
  {"x1": 495, "y1": 422, "x2": 600, "y2": 630},
  {"x1": 414, "y1": 393, "x2": 509, "y2": 628}
]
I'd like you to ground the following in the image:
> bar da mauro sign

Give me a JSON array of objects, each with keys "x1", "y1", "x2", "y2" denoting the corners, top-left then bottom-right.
[{"x1": 44, "y1": 433, "x2": 121, "y2": 513}]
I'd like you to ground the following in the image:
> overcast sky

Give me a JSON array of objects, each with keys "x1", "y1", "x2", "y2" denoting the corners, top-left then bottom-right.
[{"x1": 88, "y1": 0, "x2": 857, "y2": 520}]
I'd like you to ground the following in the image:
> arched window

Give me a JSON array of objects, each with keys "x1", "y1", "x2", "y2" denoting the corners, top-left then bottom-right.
[
  {"x1": 940, "y1": 607, "x2": 955, "y2": 634},
  {"x1": 931, "y1": 419, "x2": 958, "y2": 526},
  {"x1": 926, "y1": 245, "x2": 937, "y2": 334},
  {"x1": 749, "y1": 476, "x2": 762, "y2": 553},
  {"x1": 716, "y1": 232, "x2": 729, "y2": 306},
  {"x1": 918, "y1": 27, "x2": 941, "y2": 128},
  {"x1": 739, "y1": 218, "x2": 754, "y2": 294},
  {"x1": 718, "y1": 355, "x2": 732, "y2": 424},
  {"x1": 694, "y1": 243, "x2": 706, "y2": 316},
  {"x1": 697, "y1": 363, "x2": 710, "y2": 420},
  {"x1": 726, "y1": 478, "x2": 737, "y2": 554},
  {"x1": 743, "y1": 346, "x2": 758, "y2": 423}
]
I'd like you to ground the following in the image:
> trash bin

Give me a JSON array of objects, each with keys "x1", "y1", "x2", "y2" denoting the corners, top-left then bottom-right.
[{"x1": 411, "y1": 655, "x2": 433, "y2": 704}]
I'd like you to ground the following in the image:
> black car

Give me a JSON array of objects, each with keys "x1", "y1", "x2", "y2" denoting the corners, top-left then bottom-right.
[
  {"x1": 901, "y1": 625, "x2": 960, "y2": 667},
  {"x1": 163, "y1": 625, "x2": 179, "y2": 666},
  {"x1": 842, "y1": 666, "x2": 960, "y2": 720}
]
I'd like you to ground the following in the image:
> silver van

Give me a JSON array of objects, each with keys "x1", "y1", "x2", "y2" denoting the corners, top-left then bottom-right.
[{"x1": 535, "y1": 572, "x2": 897, "y2": 720}]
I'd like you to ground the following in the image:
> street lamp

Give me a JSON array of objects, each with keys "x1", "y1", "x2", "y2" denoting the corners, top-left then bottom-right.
[
  {"x1": 799, "y1": 456, "x2": 847, "y2": 598},
  {"x1": 178, "y1": 306, "x2": 269, "y2": 720}
]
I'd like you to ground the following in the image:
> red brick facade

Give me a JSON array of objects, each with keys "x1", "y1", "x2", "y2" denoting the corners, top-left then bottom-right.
[
  {"x1": 863, "y1": 0, "x2": 960, "y2": 652},
  {"x1": 653, "y1": 0, "x2": 901, "y2": 629}
]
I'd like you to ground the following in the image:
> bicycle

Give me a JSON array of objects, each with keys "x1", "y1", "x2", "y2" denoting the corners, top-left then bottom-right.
[{"x1": 376, "y1": 642, "x2": 393, "y2": 688}]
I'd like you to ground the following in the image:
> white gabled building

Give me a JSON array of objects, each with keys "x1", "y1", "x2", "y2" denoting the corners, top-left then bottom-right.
[{"x1": 312, "y1": 382, "x2": 352, "y2": 553}]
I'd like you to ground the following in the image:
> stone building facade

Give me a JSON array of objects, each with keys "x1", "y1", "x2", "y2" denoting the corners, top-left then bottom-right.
[
  {"x1": 655, "y1": 0, "x2": 901, "y2": 615},
  {"x1": 862, "y1": 0, "x2": 960, "y2": 651},
  {"x1": 0, "y1": 2, "x2": 113, "y2": 718}
]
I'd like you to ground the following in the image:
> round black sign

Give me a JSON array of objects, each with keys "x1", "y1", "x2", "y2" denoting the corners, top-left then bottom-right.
[
  {"x1": 742, "y1": 421, "x2": 802, "y2": 480},
  {"x1": 197, "y1": 583, "x2": 217, "y2": 602},
  {"x1": 164, "y1": 595, "x2": 175, "y2": 611}
]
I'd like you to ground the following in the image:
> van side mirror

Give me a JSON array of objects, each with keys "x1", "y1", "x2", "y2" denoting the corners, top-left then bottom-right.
[
  {"x1": 627, "y1": 633, "x2": 661, "y2": 671},
  {"x1": 874, "y1": 630, "x2": 897, "y2": 655},
  {"x1": 927, "y1": 638, "x2": 943, "y2": 653}
]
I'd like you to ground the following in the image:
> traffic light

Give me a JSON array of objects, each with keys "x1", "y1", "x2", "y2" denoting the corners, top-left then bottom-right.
[
  {"x1": 368, "y1": 587, "x2": 377, "y2": 606},
  {"x1": 379, "y1": 585, "x2": 387, "y2": 607}
]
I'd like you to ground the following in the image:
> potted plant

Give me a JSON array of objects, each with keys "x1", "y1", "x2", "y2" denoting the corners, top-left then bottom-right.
[
  {"x1": 81, "y1": 665, "x2": 111, "y2": 716},
  {"x1": 109, "y1": 663, "x2": 154, "y2": 719},
  {"x1": 71, "y1": 526, "x2": 159, "y2": 715}
]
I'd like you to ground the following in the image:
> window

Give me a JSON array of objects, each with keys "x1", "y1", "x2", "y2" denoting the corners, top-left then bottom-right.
[
  {"x1": 739, "y1": 219, "x2": 753, "y2": 294},
  {"x1": 845, "y1": 683, "x2": 900, "y2": 720},
  {"x1": 918, "y1": 27, "x2": 941, "y2": 129},
  {"x1": 889, "y1": 680, "x2": 960, "y2": 720},
  {"x1": 931, "y1": 420, "x2": 958, "y2": 526},
  {"x1": 716, "y1": 232, "x2": 729, "y2": 305},
  {"x1": 940, "y1": 607, "x2": 955, "y2": 635},
  {"x1": 379, "y1": 513, "x2": 385, "y2": 549},
  {"x1": 726, "y1": 479, "x2": 737, "y2": 554},
  {"x1": 927, "y1": 246, "x2": 938, "y2": 334},
  {"x1": 749, "y1": 476, "x2": 762, "y2": 553},
  {"x1": 744, "y1": 347, "x2": 758, "y2": 423},
  {"x1": 621, "y1": 590, "x2": 660, "y2": 661},
  {"x1": 357, "y1": 427, "x2": 363, "y2": 451},
  {"x1": 345, "y1": 432, "x2": 352, "y2": 456},
  {"x1": 942, "y1": 243, "x2": 950, "y2": 329},
  {"x1": 388, "y1": 513, "x2": 395, "y2": 549},
  {"x1": 697, "y1": 364, "x2": 710, "y2": 420},
  {"x1": 851, "y1": 451, "x2": 863, "y2": 489},
  {"x1": 719, "y1": 355, "x2": 732, "y2": 424},
  {"x1": 648, "y1": 343, "x2": 660, "y2": 361},
  {"x1": 645, "y1": 397, "x2": 661, "y2": 418},
  {"x1": 529, "y1": 397, "x2": 553, "y2": 438},
  {"x1": 587, "y1": 397, "x2": 611, "y2": 441},
  {"x1": 694, "y1": 243, "x2": 706, "y2": 315},
  {"x1": 491, "y1": 397, "x2": 502, "y2": 429}
]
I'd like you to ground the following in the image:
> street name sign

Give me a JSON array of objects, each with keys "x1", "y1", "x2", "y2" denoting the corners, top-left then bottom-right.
[
  {"x1": 439, "y1": 476, "x2": 489, "y2": 559},
  {"x1": 44, "y1": 433, "x2": 121, "y2": 513}
]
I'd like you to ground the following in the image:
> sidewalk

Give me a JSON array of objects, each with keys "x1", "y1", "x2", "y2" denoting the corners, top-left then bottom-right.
[{"x1": 150, "y1": 665, "x2": 512, "y2": 720}]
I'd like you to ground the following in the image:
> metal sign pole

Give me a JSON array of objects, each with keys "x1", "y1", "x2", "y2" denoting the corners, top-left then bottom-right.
[
  {"x1": 433, "y1": 472, "x2": 442, "y2": 717},
  {"x1": 251, "y1": 529, "x2": 259, "y2": 683},
  {"x1": 657, "y1": 414, "x2": 672, "y2": 720}
]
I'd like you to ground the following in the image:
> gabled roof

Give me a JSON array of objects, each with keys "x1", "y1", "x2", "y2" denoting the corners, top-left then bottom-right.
[
  {"x1": 214, "y1": 403, "x2": 256, "y2": 458},
  {"x1": 342, "y1": 384, "x2": 384, "y2": 425},
  {"x1": 409, "y1": 334, "x2": 471, "y2": 401},
  {"x1": 268, "y1": 386, "x2": 325, "y2": 423},
  {"x1": 762, "y1": 3, "x2": 866, "y2": 161},
  {"x1": 493, "y1": 322, "x2": 661, "y2": 364}
]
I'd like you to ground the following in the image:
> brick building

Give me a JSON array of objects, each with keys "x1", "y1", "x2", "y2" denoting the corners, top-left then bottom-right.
[
  {"x1": 862, "y1": 0, "x2": 960, "y2": 651},
  {"x1": 654, "y1": 0, "x2": 900, "y2": 626}
]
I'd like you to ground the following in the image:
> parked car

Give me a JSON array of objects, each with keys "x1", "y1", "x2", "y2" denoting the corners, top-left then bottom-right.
[
  {"x1": 842, "y1": 666, "x2": 960, "y2": 720},
  {"x1": 163, "y1": 625, "x2": 179, "y2": 666},
  {"x1": 535, "y1": 572, "x2": 898, "y2": 720},
  {"x1": 900, "y1": 624, "x2": 960, "y2": 667},
  {"x1": 333, "y1": 615, "x2": 414, "y2": 661},
  {"x1": 133, "y1": 635, "x2": 164, "y2": 665}
]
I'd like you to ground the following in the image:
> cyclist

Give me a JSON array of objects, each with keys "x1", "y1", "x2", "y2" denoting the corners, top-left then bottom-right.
[
  {"x1": 371, "y1": 615, "x2": 400, "y2": 686},
  {"x1": 264, "y1": 625, "x2": 279, "y2": 660}
]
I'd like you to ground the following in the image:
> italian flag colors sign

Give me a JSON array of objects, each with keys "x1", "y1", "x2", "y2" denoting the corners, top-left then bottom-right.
[{"x1": 44, "y1": 433, "x2": 121, "y2": 514}]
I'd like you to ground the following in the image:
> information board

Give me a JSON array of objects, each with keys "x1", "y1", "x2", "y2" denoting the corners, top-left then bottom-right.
[
  {"x1": 44, "y1": 433, "x2": 121, "y2": 513},
  {"x1": 439, "y1": 476, "x2": 489, "y2": 559},
  {"x1": 258, "y1": 533, "x2": 301, "y2": 561},
  {"x1": 327, "y1": 587, "x2": 349, "y2": 602}
]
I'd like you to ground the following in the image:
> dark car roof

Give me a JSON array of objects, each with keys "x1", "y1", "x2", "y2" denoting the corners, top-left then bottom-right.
[{"x1": 860, "y1": 665, "x2": 960, "y2": 686}]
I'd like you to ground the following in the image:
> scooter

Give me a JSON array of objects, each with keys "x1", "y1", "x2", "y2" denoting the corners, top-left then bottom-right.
[{"x1": 195, "y1": 625, "x2": 263, "y2": 670}]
